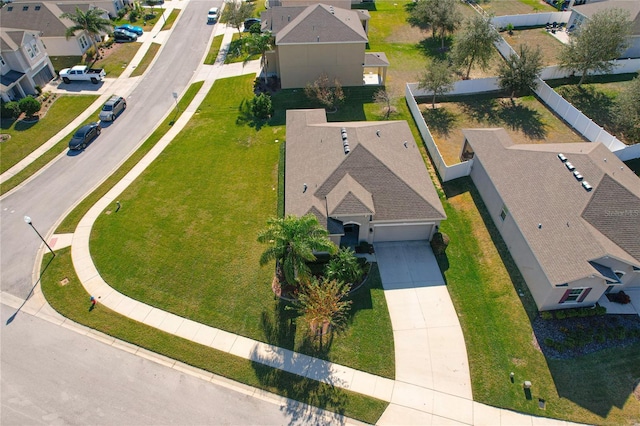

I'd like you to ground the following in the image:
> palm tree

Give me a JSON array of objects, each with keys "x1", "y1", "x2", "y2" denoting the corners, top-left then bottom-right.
[
  {"x1": 257, "y1": 214, "x2": 337, "y2": 287},
  {"x1": 245, "y1": 32, "x2": 274, "y2": 85},
  {"x1": 60, "y1": 7, "x2": 112, "y2": 62}
]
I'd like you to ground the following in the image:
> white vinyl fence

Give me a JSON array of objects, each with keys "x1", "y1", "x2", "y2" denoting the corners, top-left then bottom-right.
[
  {"x1": 405, "y1": 84, "x2": 473, "y2": 182},
  {"x1": 491, "y1": 12, "x2": 571, "y2": 29}
]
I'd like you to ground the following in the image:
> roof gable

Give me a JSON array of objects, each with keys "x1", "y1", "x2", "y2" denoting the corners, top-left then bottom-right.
[
  {"x1": 275, "y1": 3, "x2": 367, "y2": 44},
  {"x1": 326, "y1": 173, "x2": 375, "y2": 216}
]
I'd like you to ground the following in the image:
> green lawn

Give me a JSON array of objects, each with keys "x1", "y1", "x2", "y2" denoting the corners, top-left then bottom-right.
[
  {"x1": 40, "y1": 248, "x2": 388, "y2": 424},
  {"x1": 204, "y1": 35, "x2": 224, "y2": 65},
  {"x1": 161, "y1": 9, "x2": 180, "y2": 30},
  {"x1": 130, "y1": 42, "x2": 161, "y2": 77},
  {"x1": 89, "y1": 75, "x2": 395, "y2": 378},
  {"x1": 0, "y1": 95, "x2": 97, "y2": 174},
  {"x1": 439, "y1": 177, "x2": 640, "y2": 424},
  {"x1": 96, "y1": 42, "x2": 142, "y2": 77}
]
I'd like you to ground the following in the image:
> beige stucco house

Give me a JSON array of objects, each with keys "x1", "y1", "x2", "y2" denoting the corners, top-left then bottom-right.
[
  {"x1": 261, "y1": 3, "x2": 388, "y2": 89},
  {"x1": 286, "y1": 109, "x2": 446, "y2": 246},
  {"x1": 0, "y1": 2, "x2": 111, "y2": 57},
  {"x1": 462, "y1": 128, "x2": 640, "y2": 311},
  {"x1": 1, "y1": 29, "x2": 55, "y2": 101}
]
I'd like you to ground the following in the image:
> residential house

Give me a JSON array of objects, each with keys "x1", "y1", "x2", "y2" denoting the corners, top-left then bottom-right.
[
  {"x1": 0, "y1": 2, "x2": 111, "y2": 57},
  {"x1": 267, "y1": 0, "x2": 352, "y2": 9},
  {"x1": 461, "y1": 128, "x2": 640, "y2": 311},
  {"x1": 567, "y1": 0, "x2": 640, "y2": 58},
  {"x1": 15, "y1": 0, "x2": 125, "y2": 17},
  {"x1": 261, "y1": 3, "x2": 388, "y2": 89},
  {"x1": 1, "y1": 29, "x2": 55, "y2": 101},
  {"x1": 286, "y1": 109, "x2": 446, "y2": 246}
]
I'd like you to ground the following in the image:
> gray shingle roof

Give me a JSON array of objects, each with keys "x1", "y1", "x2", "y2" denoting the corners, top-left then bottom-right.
[
  {"x1": 464, "y1": 128, "x2": 640, "y2": 285},
  {"x1": 263, "y1": 3, "x2": 367, "y2": 44},
  {"x1": 286, "y1": 109, "x2": 446, "y2": 233},
  {"x1": 572, "y1": 0, "x2": 640, "y2": 36},
  {"x1": 0, "y1": 2, "x2": 77, "y2": 37}
]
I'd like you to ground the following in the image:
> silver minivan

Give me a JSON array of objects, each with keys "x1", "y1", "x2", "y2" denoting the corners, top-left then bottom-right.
[{"x1": 99, "y1": 95, "x2": 127, "y2": 121}]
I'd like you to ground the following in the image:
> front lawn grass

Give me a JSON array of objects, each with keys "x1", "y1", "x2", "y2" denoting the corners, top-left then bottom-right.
[
  {"x1": 420, "y1": 93, "x2": 587, "y2": 165},
  {"x1": 440, "y1": 177, "x2": 640, "y2": 424},
  {"x1": 479, "y1": 0, "x2": 556, "y2": 15},
  {"x1": 161, "y1": 9, "x2": 180, "y2": 30},
  {"x1": 0, "y1": 95, "x2": 97, "y2": 174},
  {"x1": 40, "y1": 248, "x2": 388, "y2": 424},
  {"x1": 130, "y1": 42, "x2": 161, "y2": 77},
  {"x1": 96, "y1": 42, "x2": 142, "y2": 77},
  {"x1": 89, "y1": 75, "x2": 395, "y2": 378}
]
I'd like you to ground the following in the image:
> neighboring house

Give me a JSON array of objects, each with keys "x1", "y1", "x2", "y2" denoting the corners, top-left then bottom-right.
[
  {"x1": 267, "y1": 0, "x2": 352, "y2": 8},
  {"x1": 14, "y1": 0, "x2": 125, "y2": 17},
  {"x1": 567, "y1": 0, "x2": 640, "y2": 58},
  {"x1": 1, "y1": 29, "x2": 55, "y2": 101},
  {"x1": 261, "y1": 3, "x2": 388, "y2": 89},
  {"x1": 0, "y1": 2, "x2": 110, "y2": 57},
  {"x1": 461, "y1": 128, "x2": 640, "y2": 311},
  {"x1": 285, "y1": 109, "x2": 446, "y2": 246}
]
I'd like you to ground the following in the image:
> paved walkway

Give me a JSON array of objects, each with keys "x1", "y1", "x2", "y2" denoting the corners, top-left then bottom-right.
[{"x1": 3, "y1": 4, "x2": 583, "y2": 424}]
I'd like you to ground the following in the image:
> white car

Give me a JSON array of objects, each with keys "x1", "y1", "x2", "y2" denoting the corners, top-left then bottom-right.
[{"x1": 207, "y1": 7, "x2": 219, "y2": 23}]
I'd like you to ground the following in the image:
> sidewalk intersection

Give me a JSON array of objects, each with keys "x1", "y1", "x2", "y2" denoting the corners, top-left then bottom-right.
[{"x1": 2, "y1": 4, "x2": 584, "y2": 424}]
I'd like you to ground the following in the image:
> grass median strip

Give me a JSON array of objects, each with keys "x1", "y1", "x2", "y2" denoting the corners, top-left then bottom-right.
[
  {"x1": 130, "y1": 43, "x2": 161, "y2": 77},
  {"x1": 204, "y1": 35, "x2": 224, "y2": 65},
  {"x1": 40, "y1": 248, "x2": 388, "y2": 424}
]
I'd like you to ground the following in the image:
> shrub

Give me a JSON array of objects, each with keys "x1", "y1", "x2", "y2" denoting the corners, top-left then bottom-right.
[
  {"x1": 34, "y1": 85, "x2": 42, "y2": 95},
  {"x1": 565, "y1": 309, "x2": 578, "y2": 318},
  {"x1": 1, "y1": 101, "x2": 21, "y2": 119},
  {"x1": 250, "y1": 93, "x2": 273, "y2": 119},
  {"x1": 84, "y1": 46, "x2": 97, "y2": 62},
  {"x1": 430, "y1": 232, "x2": 450, "y2": 256},
  {"x1": 18, "y1": 96, "x2": 41, "y2": 118},
  {"x1": 540, "y1": 311, "x2": 553, "y2": 320},
  {"x1": 324, "y1": 247, "x2": 364, "y2": 285},
  {"x1": 596, "y1": 305, "x2": 607, "y2": 315},
  {"x1": 555, "y1": 310, "x2": 567, "y2": 320}
]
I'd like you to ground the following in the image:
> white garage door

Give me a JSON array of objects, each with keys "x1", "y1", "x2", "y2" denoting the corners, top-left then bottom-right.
[{"x1": 373, "y1": 224, "x2": 433, "y2": 242}]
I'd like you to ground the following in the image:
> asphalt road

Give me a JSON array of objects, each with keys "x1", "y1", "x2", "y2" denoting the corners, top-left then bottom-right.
[
  {"x1": 0, "y1": 303, "x2": 336, "y2": 425},
  {"x1": 0, "y1": 0, "x2": 220, "y2": 300}
]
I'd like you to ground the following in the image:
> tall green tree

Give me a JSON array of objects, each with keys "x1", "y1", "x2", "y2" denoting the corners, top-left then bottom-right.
[
  {"x1": 559, "y1": 8, "x2": 632, "y2": 86},
  {"x1": 60, "y1": 7, "x2": 112, "y2": 60},
  {"x1": 221, "y1": 1, "x2": 255, "y2": 38},
  {"x1": 451, "y1": 14, "x2": 499, "y2": 80},
  {"x1": 498, "y1": 44, "x2": 543, "y2": 100},
  {"x1": 407, "y1": 0, "x2": 462, "y2": 49},
  {"x1": 418, "y1": 60, "x2": 455, "y2": 109},
  {"x1": 613, "y1": 76, "x2": 640, "y2": 144},
  {"x1": 257, "y1": 214, "x2": 337, "y2": 287}
]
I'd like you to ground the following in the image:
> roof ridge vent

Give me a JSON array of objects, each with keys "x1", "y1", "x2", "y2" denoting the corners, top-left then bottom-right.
[
  {"x1": 582, "y1": 181, "x2": 593, "y2": 191},
  {"x1": 558, "y1": 153, "x2": 567, "y2": 162},
  {"x1": 573, "y1": 170, "x2": 583, "y2": 181},
  {"x1": 565, "y1": 161, "x2": 575, "y2": 171},
  {"x1": 341, "y1": 128, "x2": 349, "y2": 154}
]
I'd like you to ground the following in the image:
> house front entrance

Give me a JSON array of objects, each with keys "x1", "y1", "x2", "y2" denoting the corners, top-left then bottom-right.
[{"x1": 340, "y1": 223, "x2": 360, "y2": 248}]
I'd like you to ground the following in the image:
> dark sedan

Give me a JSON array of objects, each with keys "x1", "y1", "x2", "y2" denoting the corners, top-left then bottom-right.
[
  {"x1": 113, "y1": 28, "x2": 138, "y2": 42},
  {"x1": 69, "y1": 122, "x2": 101, "y2": 150}
]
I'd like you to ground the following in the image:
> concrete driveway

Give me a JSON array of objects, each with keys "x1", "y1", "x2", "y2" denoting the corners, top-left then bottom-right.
[{"x1": 375, "y1": 241, "x2": 473, "y2": 424}]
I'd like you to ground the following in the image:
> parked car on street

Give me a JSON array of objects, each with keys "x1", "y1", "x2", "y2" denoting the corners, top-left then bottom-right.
[
  {"x1": 243, "y1": 18, "x2": 261, "y2": 32},
  {"x1": 99, "y1": 95, "x2": 127, "y2": 122},
  {"x1": 115, "y1": 24, "x2": 143, "y2": 36},
  {"x1": 113, "y1": 28, "x2": 138, "y2": 42},
  {"x1": 207, "y1": 7, "x2": 219, "y2": 23},
  {"x1": 69, "y1": 122, "x2": 101, "y2": 150}
]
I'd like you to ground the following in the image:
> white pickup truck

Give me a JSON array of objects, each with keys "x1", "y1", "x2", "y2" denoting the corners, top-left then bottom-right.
[{"x1": 59, "y1": 65, "x2": 106, "y2": 84}]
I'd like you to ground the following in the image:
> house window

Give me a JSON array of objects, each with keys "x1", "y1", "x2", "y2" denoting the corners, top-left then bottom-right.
[
  {"x1": 614, "y1": 271, "x2": 625, "y2": 281},
  {"x1": 31, "y1": 41, "x2": 40, "y2": 56},
  {"x1": 26, "y1": 44, "x2": 35, "y2": 59},
  {"x1": 559, "y1": 287, "x2": 591, "y2": 304},
  {"x1": 500, "y1": 205, "x2": 508, "y2": 221},
  {"x1": 79, "y1": 35, "x2": 89, "y2": 50},
  {"x1": 23, "y1": 6, "x2": 29, "y2": 11},
  {"x1": 35, "y1": 5, "x2": 41, "y2": 10},
  {"x1": 7, "y1": 6, "x2": 13, "y2": 11}
]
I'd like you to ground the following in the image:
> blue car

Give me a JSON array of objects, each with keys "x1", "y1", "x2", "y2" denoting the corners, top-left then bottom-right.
[
  {"x1": 69, "y1": 122, "x2": 101, "y2": 150},
  {"x1": 116, "y1": 24, "x2": 143, "y2": 36}
]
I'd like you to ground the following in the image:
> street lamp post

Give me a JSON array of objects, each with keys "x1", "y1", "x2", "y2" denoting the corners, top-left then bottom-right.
[{"x1": 24, "y1": 215, "x2": 55, "y2": 257}]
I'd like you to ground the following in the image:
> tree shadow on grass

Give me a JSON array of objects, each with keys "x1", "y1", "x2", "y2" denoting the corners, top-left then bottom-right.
[
  {"x1": 459, "y1": 97, "x2": 501, "y2": 125},
  {"x1": 416, "y1": 37, "x2": 451, "y2": 61},
  {"x1": 236, "y1": 98, "x2": 268, "y2": 131},
  {"x1": 497, "y1": 99, "x2": 547, "y2": 140},
  {"x1": 555, "y1": 85, "x2": 616, "y2": 130},
  {"x1": 422, "y1": 106, "x2": 457, "y2": 137}
]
